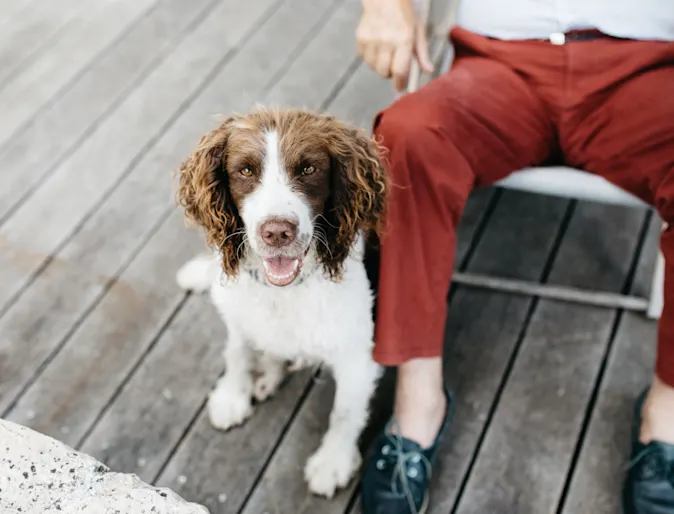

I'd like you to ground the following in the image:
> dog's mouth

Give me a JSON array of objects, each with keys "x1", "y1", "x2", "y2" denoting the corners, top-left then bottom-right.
[{"x1": 262, "y1": 256, "x2": 303, "y2": 287}]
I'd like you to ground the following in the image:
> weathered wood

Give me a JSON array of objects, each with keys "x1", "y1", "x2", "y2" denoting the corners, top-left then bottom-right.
[
  {"x1": 1, "y1": 0, "x2": 339, "y2": 432},
  {"x1": 0, "y1": 0, "x2": 35, "y2": 23},
  {"x1": 454, "y1": 202, "x2": 647, "y2": 514},
  {"x1": 348, "y1": 190, "x2": 570, "y2": 514},
  {"x1": 0, "y1": 0, "x2": 219, "y2": 224},
  {"x1": 241, "y1": 372, "x2": 344, "y2": 514},
  {"x1": 327, "y1": 62, "x2": 394, "y2": 129},
  {"x1": 4, "y1": 211, "x2": 204, "y2": 443},
  {"x1": 0, "y1": 0, "x2": 281, "y2": 314},
  {"x1": 0, "y1": 0, "x2": 86, "y2": 88},
  {"x1": 156, "y1": 371, "x2": 314, "y2": 513},
  {"x1": 0, "y1": 0, "x2": 278, "y2": 414},
  {"x1": 0, "y1": 0, "x2": 158, "y2": 147},
  {"x1": 79, "y1": 293, "x2": 226, "y2": 482},
  {"x1": 561, "y1": 216, "x2": 659, "y2": 514},
  {"x1": 265, "y1": 0, "x2": 361, "y2": 111}
]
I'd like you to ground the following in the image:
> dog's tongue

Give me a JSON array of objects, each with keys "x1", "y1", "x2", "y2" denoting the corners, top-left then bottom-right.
[{"x1": 262, "y1": 257, "x2": 300, "y2": 286}]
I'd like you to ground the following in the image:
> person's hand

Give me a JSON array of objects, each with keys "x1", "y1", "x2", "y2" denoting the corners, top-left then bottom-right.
[{"x1": 356, "y1": 0, "x2": 434, "y2": 92}]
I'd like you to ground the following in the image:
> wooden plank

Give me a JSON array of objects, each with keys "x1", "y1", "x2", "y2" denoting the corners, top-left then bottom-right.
[
  {"x1": 77, "y1": 281, "x2": 226, "y2": 482},
  {"x1": 325, "y1": 62, "x2": 395, "y2": 129},
  {"x1": 453, "y1": 202, "x2": 647, "y2": 514},
  {"x1": 0, "y1": 0, "x2": 38, "y2": 25},
  {"x1": 0, "y1": 0, "x2": 282, "y2": 414},
  {"x1": 2, "y1": 0, "x2": 341, "y2": 447},
  {"x1": 0, "y1": 0, "x2": 87, "y2": 88},
  {"x1": 0, "y1": 0, "x2": 274, "y2": 314},
  {"x1": 156, "y1": 370, "x2": 314, "y2": 512},
  {"x1": 561, "y1": 216, "x2": 659, "y2": 514},
  {"x1": 2, "y1": 210, "x2": 205, "y2": 438},
  {"x1": 0, "y1": 0, "x2": 220, "y2": 225},
  {"x1": 263, "y1": 1, "x2": 361, "y2": 110},
  {"x1": 0, "y1": 0, "x2": 158, "y2": 148}
]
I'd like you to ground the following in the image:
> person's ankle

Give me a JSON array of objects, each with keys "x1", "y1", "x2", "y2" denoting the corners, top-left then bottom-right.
[
  {"x1": 392, "y1": 357, "x2": 446, "y2": 448},
  {"x1": 640, "y1": 375, "x2": 674, "y2": 445}
]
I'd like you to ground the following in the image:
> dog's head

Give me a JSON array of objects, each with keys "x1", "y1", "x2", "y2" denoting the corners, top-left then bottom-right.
[{"x1": 176, "y1": 107, "x2": 389, "y2": 286}]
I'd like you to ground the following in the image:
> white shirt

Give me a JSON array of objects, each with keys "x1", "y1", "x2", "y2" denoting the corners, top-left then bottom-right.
[{"x1": 456, "y1": 0, "x2": 674, "y2": 42}]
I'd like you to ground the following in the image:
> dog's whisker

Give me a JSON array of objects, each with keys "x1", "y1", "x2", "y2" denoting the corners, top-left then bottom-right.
[
  {"x1": 312, "y1": 233, "x2": 333, "y2": 259},
  {"x1": 235, "y1": 236, "x2": 249, "y2": 260},
  {"x1": 223, "y1": 229, "x2": 247, "y2": 244},
  {"x1": 313, "y1": 213, "x2": 339, "y2": 229}
]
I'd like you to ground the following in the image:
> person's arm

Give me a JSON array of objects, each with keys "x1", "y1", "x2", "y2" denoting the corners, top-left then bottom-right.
[{"x1": 356, "y1": 0, "x2": 434, "y2": 92}]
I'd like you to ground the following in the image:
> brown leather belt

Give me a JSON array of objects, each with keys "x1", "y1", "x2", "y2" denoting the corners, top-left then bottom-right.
[{"x1": 563, "y1": 29, "x2": 612, "y2": 41}]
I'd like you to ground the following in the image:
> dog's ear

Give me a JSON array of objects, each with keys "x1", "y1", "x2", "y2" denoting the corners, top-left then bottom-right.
[
  {"x1": 176, "y1": 118, "x2": 244, "y2": 276},
  {"x1": 317, "y1": 118, "x2": 389, "y2": 279}
]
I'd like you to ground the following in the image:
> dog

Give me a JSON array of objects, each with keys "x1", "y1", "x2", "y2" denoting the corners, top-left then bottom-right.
[{"x1": 174, "y1": 107, "x2": 389, "y2": 498}]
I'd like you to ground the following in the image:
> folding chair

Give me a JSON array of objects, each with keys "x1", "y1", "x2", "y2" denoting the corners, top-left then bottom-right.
[{"x1": 405, "y1": 0, "x2": 665, "y2": 319}]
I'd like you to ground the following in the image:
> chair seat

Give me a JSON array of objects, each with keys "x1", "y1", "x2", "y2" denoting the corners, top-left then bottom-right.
[{"x1": 497, "y1": 167, "x2": 648, "y2": 209}]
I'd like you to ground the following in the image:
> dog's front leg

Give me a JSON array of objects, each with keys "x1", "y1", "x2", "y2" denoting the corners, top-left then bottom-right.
[
  {"x1": 208, "y1": 327, "x2": 255, "y2": 431},
  {"x1": 304, "y1": 352, "x2": 382, "y2": 498}
]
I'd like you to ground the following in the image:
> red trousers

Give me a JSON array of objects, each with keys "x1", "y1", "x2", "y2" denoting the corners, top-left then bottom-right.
[{"x1": 372, "y1": 28, "x2": 674, "y2": 386}]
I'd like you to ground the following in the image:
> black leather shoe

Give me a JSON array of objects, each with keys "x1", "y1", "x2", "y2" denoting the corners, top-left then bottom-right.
[
  {"x1": 361, "y1": 388, "x2": 455, "y2": 514},
  {"x1": 623, "y1": 389, "x2": 674, "y2": 514}
]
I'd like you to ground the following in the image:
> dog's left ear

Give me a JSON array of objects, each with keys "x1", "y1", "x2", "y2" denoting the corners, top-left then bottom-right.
[
  {"x1": 175, "y1": 117, "x2": 246, "y2": 276},
  {"x1": 319, "y1": 119, "x2": 389, "y2": 279}
]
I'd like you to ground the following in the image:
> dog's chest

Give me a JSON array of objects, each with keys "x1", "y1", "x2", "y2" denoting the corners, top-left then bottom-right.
[{"x1": 211, "y1": 267, "x2": 373, "y2": 361}]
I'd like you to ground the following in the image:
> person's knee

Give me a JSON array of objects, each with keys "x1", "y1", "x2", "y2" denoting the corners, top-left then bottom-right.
[
  {"x1": 374, "y1": 96, "x2": 442, "y2": 155},
  {"x1": 373, "y1": 93, "x2": 473, "y2": 210},
  {"x1": 373, "y1": 95, "x2": 455, "y2": 186}
]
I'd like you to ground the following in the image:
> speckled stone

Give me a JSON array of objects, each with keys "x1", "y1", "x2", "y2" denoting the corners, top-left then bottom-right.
[{"x1": 0, "y1": 419, "x2": 209, "y2": 514}]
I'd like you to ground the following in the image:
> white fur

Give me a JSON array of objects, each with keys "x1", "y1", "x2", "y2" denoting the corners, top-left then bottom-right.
[
  {"x1": 176, "y1": 130, "x2": 382, "y2": 498},
  {"x1": 241, "y1": 130, "x2": 314, "y2": 257}
]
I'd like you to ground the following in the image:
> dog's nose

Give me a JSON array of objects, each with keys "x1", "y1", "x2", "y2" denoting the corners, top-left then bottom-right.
[{"x1": 260, "y1": 218, "x2": 298, "y2": 247}]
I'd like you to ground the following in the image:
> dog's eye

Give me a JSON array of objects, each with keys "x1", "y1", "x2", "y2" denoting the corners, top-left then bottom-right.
[
  {"x1": 239, "y1": 167, "x2": 252, "y2": 177},
  {"x1": 302, "y1": 165, "x2": 316, "y2": 176}
]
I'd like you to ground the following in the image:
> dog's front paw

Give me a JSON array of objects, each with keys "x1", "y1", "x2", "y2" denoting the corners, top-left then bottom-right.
[
  {"x1": 207, "y1": 382, "x2": 254, "y2": 431},
  {"x1": 304, "y1": 442, "x2": 361, "y2": 498}
]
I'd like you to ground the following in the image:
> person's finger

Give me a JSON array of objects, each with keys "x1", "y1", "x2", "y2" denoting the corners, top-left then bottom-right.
[
  {"x1": 414, "y1": 25, "x2": 435, "y2": 74},
  {"x1": 355, "y1": 21, "x2": 370, "y2": 58},
  {"x1": 391, "y1": 43, "x2": 413, "y2": 92},
  {"x1": 356, "y1": 38, "x2": 367, "y2": 59},
  {"x1": 362, "y1": 43, "x2": 379, "y2": 72},
  {"x1": 374, "y1": 44, "x2": 394, "y2": 78}
]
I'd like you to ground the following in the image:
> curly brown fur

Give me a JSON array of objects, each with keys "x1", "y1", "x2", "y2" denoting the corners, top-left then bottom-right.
[
  {"x1": 175, "y1": 118, "x2": 246, "y2": 276},
  {"x1": 316, "y1": 118, "x2": 389, "y2": 278}
]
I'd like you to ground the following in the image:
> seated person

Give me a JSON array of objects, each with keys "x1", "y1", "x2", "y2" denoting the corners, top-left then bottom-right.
[{"x1": 355, "y1": 0, "x2": 674, "y2": 512}]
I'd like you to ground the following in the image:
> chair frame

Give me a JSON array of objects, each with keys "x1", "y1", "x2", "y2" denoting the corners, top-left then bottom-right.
[{"x1": 405, "y1": 0, "x2": 665, "y2": 319}]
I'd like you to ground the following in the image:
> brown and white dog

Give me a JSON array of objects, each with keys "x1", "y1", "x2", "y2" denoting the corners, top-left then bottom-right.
[{"x1": 175, "y1": 107, "x2": 389, "y2": 497}]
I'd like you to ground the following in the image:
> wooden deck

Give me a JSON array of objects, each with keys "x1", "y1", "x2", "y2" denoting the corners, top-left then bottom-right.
[{"x1": 0, "y1": 1, "x2": 660, "y2": 512}]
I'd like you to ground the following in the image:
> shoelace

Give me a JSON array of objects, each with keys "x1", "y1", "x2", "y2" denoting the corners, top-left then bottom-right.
[
  {"x1": 627, "y1": 446, "x2": 674, "y2": 485},
  {"x1": 378, "y1": 422, "x2": 433, "y2": 514}
]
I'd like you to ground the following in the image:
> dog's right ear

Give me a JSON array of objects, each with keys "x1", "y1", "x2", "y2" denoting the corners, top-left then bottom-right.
[{"x1": 175, "y1": 118, "x2": 244, "y2": 276}]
